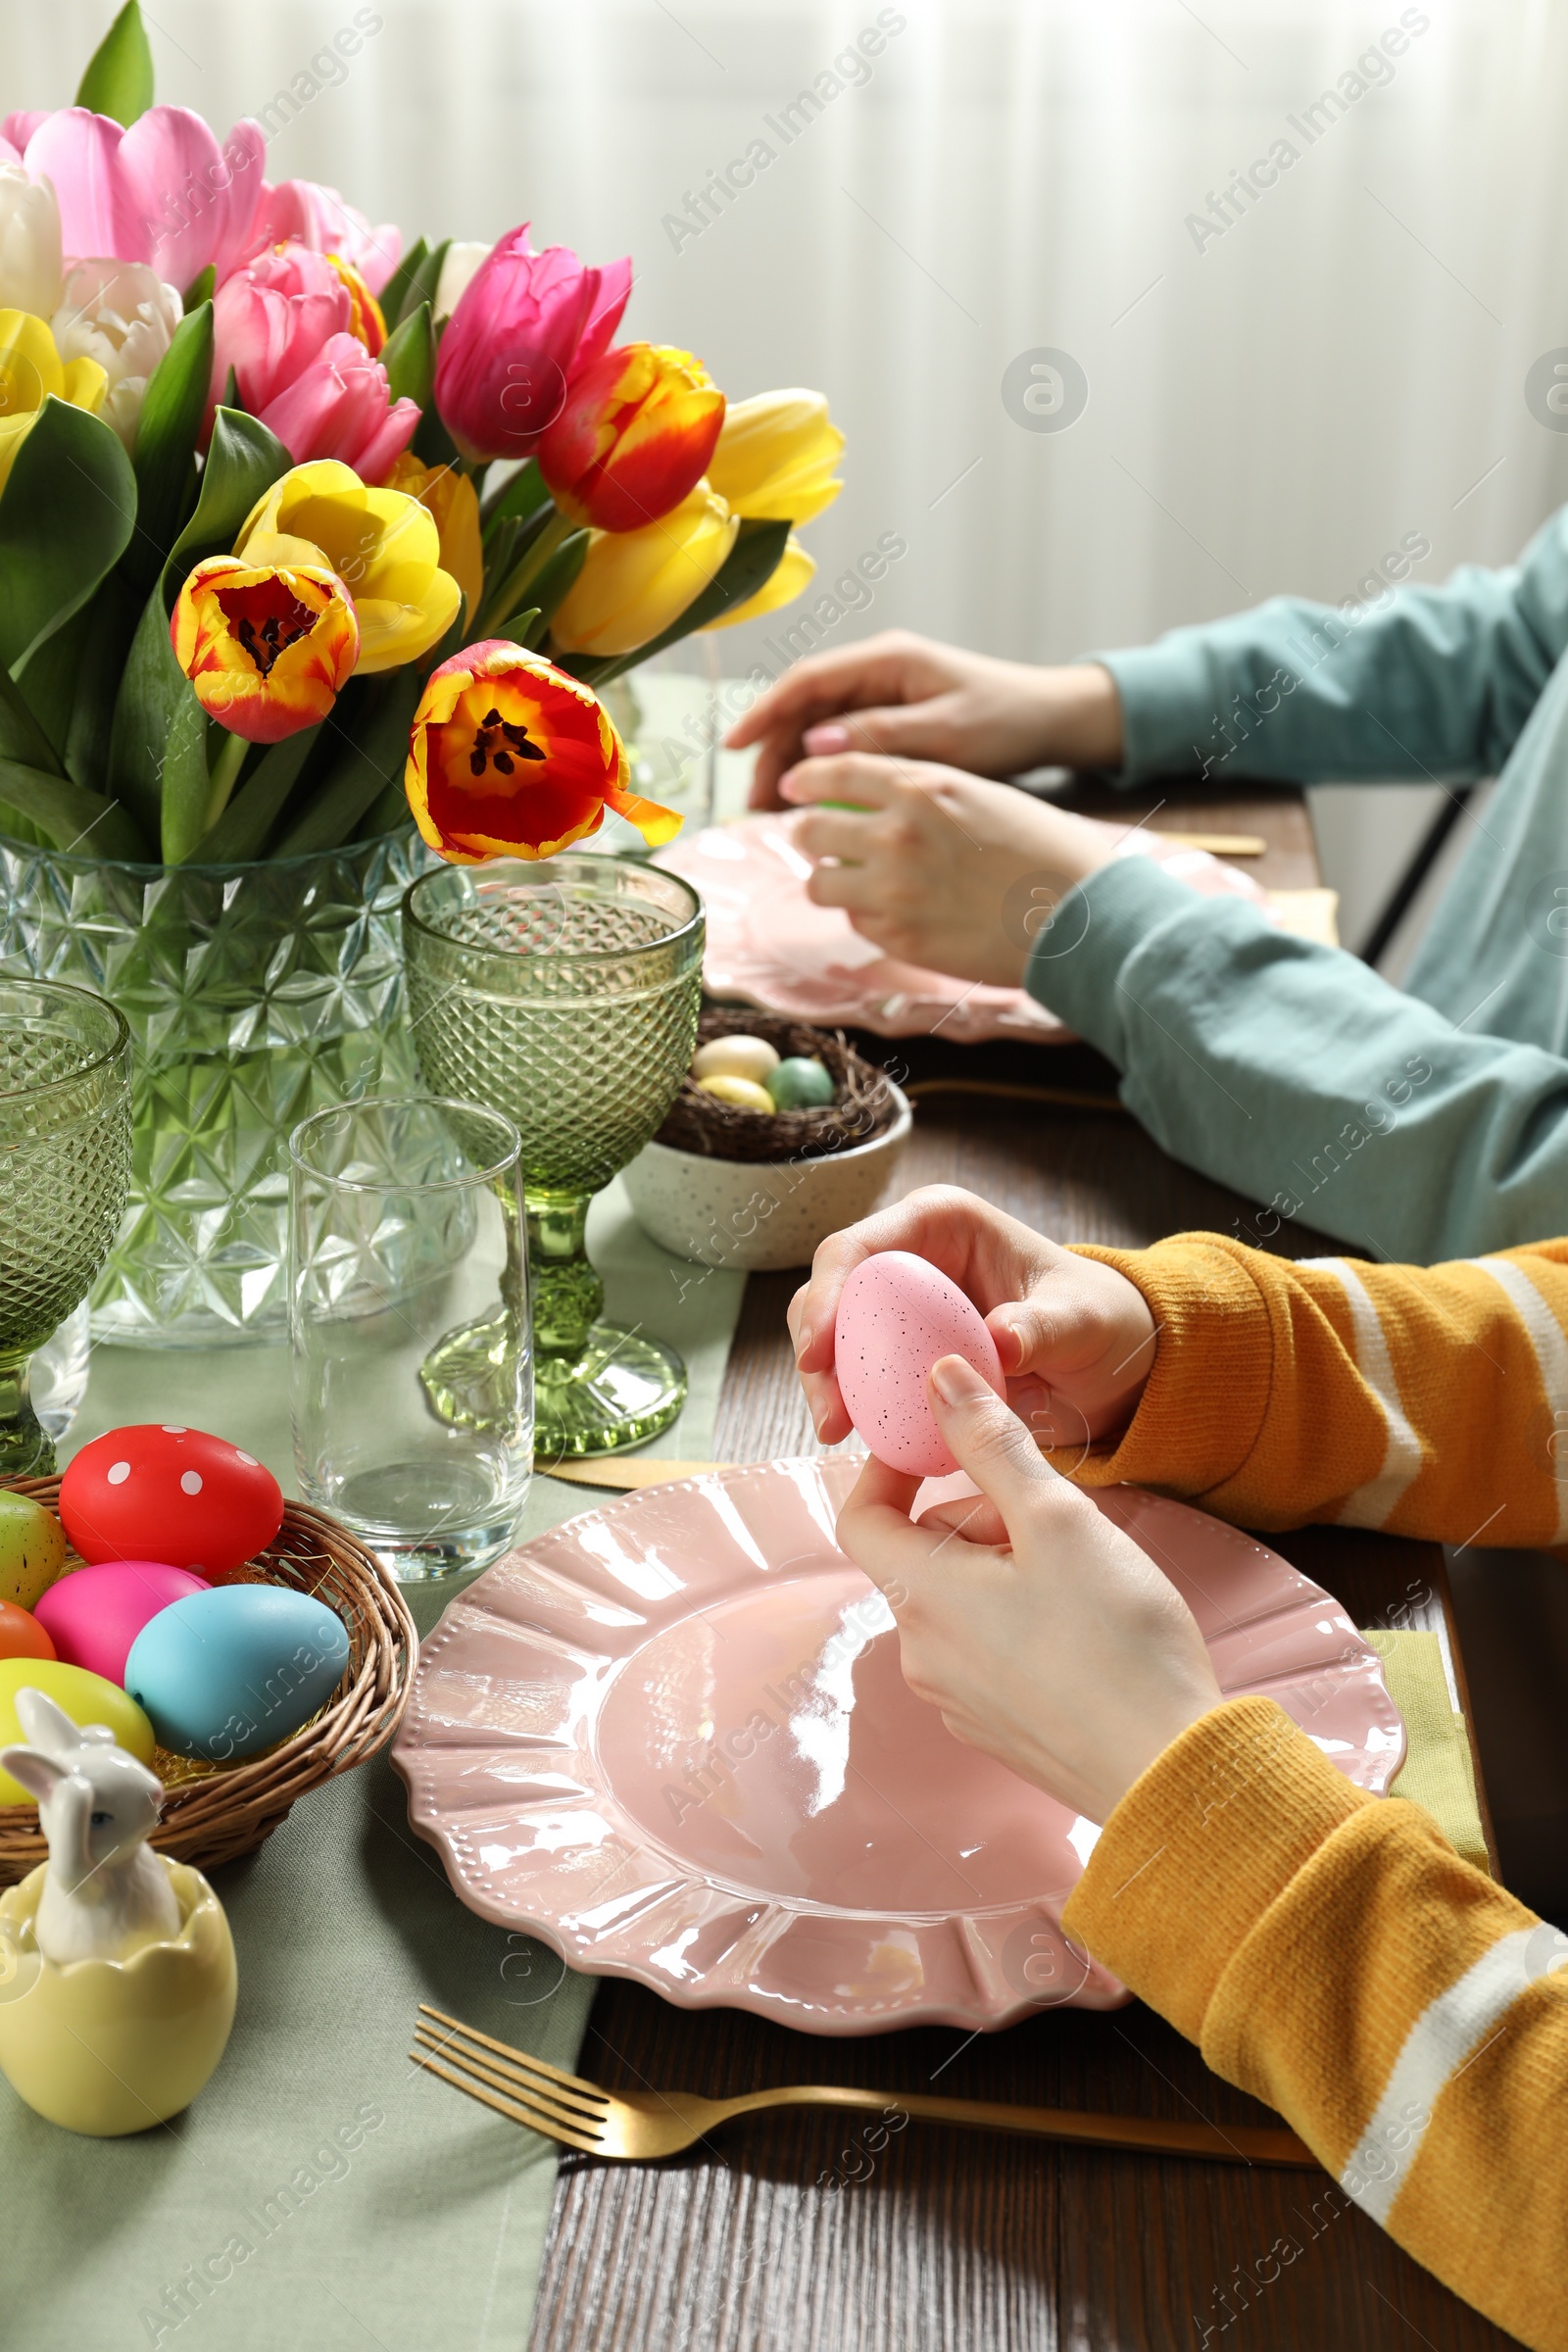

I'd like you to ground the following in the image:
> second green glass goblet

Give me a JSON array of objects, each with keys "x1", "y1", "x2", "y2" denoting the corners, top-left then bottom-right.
[
  {"x1": 402, "y1": 856, "x2": 703, "y2": 1457},
  {"x1": 0, "y1": 979, "x2": 131, "y2": 1474}
]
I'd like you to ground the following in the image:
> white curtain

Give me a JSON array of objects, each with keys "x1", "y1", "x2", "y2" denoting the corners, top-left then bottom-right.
[{"x1": 9, "y1": 0, "x2": 1568, "y2": 940}]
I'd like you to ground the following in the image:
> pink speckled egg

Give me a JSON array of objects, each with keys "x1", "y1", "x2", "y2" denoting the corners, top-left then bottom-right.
[
  {"x1": 59, "y1": 1426, "x2": 283, "y2": 1580},
  {"x1": 34, "y1": 1560, "x2": 211, "y2": 1688},
  {"x1": 833, "y1": 1251, "x2": 1005, "y2": 1477}
]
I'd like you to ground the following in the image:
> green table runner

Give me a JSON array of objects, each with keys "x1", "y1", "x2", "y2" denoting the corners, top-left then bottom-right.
[{"x1": 4, "y1": 1176, "x2": 746, "y2": 2352}]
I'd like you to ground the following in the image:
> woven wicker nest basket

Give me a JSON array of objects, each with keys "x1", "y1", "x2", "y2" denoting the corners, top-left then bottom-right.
[
  {"x1": 656, "y1": 1006, "x2": 899, "y2": 1164},
  {"x1": 0, "y1": 1474, "x2": 416, "y2": 1887}
]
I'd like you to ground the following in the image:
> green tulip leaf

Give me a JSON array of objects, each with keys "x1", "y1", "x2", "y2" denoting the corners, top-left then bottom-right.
[
  {"x1": 381, "y1": 301, "x2": 434, "y2": 412},
  {"x1": 0, "y1": 398, "x2": 136, "y2": 677},
  {"x1": 399, "y1": 239, "x2": 450, "y2": 332},
  {"x1": 0, "y1": 662, "x2": 66, "y2": 777},
  {"x1": 0, "y1": 754, "x2": 149, "y2": 860},
  {"x1": 498, "y1": 531, "x2": 585, "y2": 638},
  {"x1": 125, "y1": 299, "x2": 214, "y2": 596},
  {"x1": 74, "y1": 0, "x2": 155, "y2": 125},
  {"x1": 108, "y1": 585, "x2": 203, "y2": 843},
  {"x1": 380, "y1": 238, "x2": 429, "y2": 329},
  {"x1": 563, "y1": 516, "x2": 792, "y2": 688},
  {"x1": 65, "y1": 573, "x2": 140, "y2": 794},
  {"x1": 272, "y1": 667, "x2": 428, "y2": 858},
  {"x1": 161, "y1": 407, "x2": 291, "y2": 612},
  {"x1": 156, "y1": 695, "x2": 214, "y2": 864},
  {"x1": 481, "y1": 457, "x2": 547, "y2": 542},
  {"x1": 194, "y1": 724, "x2": 321, "y2": 863},
  {"x1": 182, "y1": 265, "x2": 216, "y2": 316}
]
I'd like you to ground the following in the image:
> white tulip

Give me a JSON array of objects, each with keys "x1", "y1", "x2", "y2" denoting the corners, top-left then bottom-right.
[
  {"x1": 0, "y1": 164, "x2": 63, "y2": 318},
  {"x1": 433, "y1": 240, "x2": 492, "y2": 322},
  {"x1": 52, "y1": 261, "x2": 183, "y2": 448}
]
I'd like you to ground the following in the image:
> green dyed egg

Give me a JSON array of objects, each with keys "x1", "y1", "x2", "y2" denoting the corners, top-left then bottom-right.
[
  {"x1": 766, "y1": 1056, "x2": 836, "y2": 1109},
  {"x1": 0, "y1": 1492, "x2": 68, "y2": 1612}
]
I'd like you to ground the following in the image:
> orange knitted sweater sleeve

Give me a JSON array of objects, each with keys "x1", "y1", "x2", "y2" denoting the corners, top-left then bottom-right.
[
  {"x1": 1061, "y1": 1698, "x2": 1568, "y2": 2352},
  {"x1": 1058, "y1": 1233, "x2": 1568, "y2": 1542}
]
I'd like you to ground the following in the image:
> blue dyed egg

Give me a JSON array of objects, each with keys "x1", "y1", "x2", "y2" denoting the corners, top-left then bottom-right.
[{"x1": 123, "y1": 1586, "x2": 351, "y2": 1762}]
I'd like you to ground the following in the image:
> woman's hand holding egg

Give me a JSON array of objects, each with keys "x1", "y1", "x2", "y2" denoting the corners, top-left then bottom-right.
[
  {"x1": 834, "y1": 1356, "x2": 1222, "y2": 1825},
  {"x1": 791, "y1": 1186, "x2": 1158, "y2": 1462}
]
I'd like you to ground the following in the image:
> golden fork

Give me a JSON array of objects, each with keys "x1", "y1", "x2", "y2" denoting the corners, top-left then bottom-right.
[{"x1": 410, "y1": 2004, "x2": 1316, "y2": 2168}]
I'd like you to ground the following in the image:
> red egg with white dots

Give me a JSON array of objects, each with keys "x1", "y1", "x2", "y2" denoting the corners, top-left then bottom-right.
[{"x1": 59, "y1": 1425, "x2": 284, "y2": 1581}]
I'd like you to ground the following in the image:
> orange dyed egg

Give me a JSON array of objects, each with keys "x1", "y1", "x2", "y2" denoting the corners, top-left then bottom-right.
[{"x1": 0, "y1": 1598, "x2": 55, "y2": 1663}]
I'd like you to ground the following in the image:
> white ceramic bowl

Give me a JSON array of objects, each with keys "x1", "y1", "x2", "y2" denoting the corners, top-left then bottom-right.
[{"x1": 623, "y1": 1085, "x2": 912, "y2": 1272}]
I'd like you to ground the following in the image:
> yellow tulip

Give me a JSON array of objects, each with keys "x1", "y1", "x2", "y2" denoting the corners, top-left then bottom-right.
[
  {"x1": 705, "y1": 390, "x2": 844, "y2": 525},
  {"x1": 383, "y1": 453, "x2": 484, "y2": 627},
  {"x1": 702, "y1": 533, "x2": 815, "y2": 632},
  {"x1": 0, "y1": 309, "x2": 108, "y2": 492},
  {"x1": 236, "y1": 459, "x2": 461, "y2": 674},
  {"x1": 549, "y1": 481, "x2": 738, "y2": 660}
]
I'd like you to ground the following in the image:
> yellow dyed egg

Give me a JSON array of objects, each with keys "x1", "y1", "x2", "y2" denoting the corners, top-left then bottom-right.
[
  {"x1": 0, "y1": 1659, "x2": 155, "y2": 1803},
  {"x1": 697, "y1": 1075, "x2": 776, "y2": 1113},
  {"x1": 692, "y1": 1034, "x2": 780, "y2": 1087}
]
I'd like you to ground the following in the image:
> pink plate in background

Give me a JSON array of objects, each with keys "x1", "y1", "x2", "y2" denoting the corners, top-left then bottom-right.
[
  {"x1": 654, "y1": 815, "x2": 1271, "y2": 1044},
  {"x1": 393, "y1": 1459, "x2": 1404, "y2": 2035}
]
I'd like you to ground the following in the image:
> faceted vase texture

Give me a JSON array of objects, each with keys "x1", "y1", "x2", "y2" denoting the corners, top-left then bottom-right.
[{"x1": 0, "y1": 831, "x2": 429, "y2": 1348}]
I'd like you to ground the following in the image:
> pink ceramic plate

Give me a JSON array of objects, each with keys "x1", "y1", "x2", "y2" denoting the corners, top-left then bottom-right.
[
  {"x1": 394, "y1": 1460, "x2": 1404, "y2": 2035},
  {"x1": 655, "y1": 816, "x2": 1270, "y2": 1044}
]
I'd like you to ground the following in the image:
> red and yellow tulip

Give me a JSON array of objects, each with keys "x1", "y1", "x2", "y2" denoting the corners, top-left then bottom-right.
[
  {"x1": 538, "y1": 343, "x2": 724, "y2": 533},
  {"x1": 170, "y1": 555, "x2": 360, "y2": 742},
  {"x1": 405, "y1": 640, "x2": 681, "y2": 864}
]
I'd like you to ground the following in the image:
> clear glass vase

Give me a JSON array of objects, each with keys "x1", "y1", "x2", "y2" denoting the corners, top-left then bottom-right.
[{"x1": 0, "y1": 828, "x2": 430, "y2": 1348}]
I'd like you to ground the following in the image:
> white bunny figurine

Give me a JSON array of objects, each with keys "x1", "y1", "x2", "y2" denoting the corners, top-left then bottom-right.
[{"x1": 1, "y1": 1688, "x2": 181, "y2": 1964}]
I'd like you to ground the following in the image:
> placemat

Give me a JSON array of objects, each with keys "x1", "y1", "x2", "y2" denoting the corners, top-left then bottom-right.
[
  {"x1": 1363, "y1": 1626, "x2": 1492, "y2": 1873},
  {"x1": 2, "y1": 1176, "x2": 746, "y2": 2352}
]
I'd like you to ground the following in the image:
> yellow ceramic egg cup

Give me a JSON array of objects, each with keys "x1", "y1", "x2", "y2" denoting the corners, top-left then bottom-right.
[{"x1": 0, "y1": 1856, "x2": 236, "y2": 2134}]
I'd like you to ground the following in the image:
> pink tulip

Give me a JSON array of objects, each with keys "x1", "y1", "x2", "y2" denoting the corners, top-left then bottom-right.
[
  {"x1": 246, "y1": 178, "x2": 401, "y2": 296},
  {"x1": 8, "y1": 105, "x2": 265, "y2": 288},
  {"x1": 432, "y1": 223, "x2": 631, "y2": 463},
  {"x1": 0, "y1": 113, "x2": 48, "y2": 156},
  {"x1": 211, "y1": 241, "x2": 350, "y2": 416},
  {"x1": 255, "y1": 332, "x2": 418, "y2": 481}
]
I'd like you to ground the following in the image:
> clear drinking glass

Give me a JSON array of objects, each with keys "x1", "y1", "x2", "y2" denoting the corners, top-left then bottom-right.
[
  {"x1": 0, "y1": 979, "x2": 131, "y2": 1475},
  {"x1": 402, "y1": 857, "x2": 704, "y2": 1458},
  {"x1": 288, "y1": 1097, "x2": 532, "y2": 1581}
]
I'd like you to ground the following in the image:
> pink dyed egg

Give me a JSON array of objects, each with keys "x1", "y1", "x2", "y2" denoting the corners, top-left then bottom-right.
[
  {"x1": 833, "y1": 1250, "x2": 1006, "y2": 1477},
  {"x1": 59, "y1": 1426, "x2": 284, "y2": 1580},
  {"x1": 34, "y1": 1560, "x2": 211, "y2": 1688}
]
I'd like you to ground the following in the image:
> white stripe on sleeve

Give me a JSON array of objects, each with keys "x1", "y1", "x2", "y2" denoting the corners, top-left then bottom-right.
[
  {"x1": 1340, "y1": 1927, "x2": 1560, "y2": 2225},
  {"x1": 1466, "y1": 1255, "x2": 1568, "y2": 1544},
  {"x1": 1298, "y1": 1257, "x2": 1423, "y2": 1528}
]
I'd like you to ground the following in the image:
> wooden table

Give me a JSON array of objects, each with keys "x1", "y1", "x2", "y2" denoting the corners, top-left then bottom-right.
[{"x1": 528, "y1": 787, "x2": 1517, "y2": 2352}]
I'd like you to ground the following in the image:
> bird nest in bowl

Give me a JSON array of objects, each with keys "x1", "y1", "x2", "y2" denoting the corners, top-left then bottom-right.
[
  {"x1": 0, "y1": 1476, "x2": 416, "y2": 1886},
  {"x1": 656, "y1": 1008, "x2": 901, "y2": 1164}
]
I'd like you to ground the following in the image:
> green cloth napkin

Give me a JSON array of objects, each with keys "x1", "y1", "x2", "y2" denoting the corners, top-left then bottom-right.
[
  {"x1": 3, "y1": 1175, "x2": 746, "y2": 2352},
  {"x1": 1362, "y1": 1627, "x2": 1492, "y2": 1875}
]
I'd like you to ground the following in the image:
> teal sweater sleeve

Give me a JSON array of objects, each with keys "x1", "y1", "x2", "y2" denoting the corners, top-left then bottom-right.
[
  {"x1": 1029, "y1": 857, "x2": 1568, "y2": 1263},
  {"x1": 1097, "y1": 506, "x2": 1568, "y2": 785}
]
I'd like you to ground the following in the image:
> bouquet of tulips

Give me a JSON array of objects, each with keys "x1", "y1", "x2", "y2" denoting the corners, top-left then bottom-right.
[{"x1": 0, "y1": 4, "x2": 843, "y2": 869}]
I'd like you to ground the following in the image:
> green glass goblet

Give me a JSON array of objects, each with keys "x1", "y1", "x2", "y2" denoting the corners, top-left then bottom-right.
[
  {"x1": 402, "y1": 856, "x2": 704, "y2": 1457},
  {"x1": 0, "y1": 979, "x2": 132, "y2": 1474}
]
